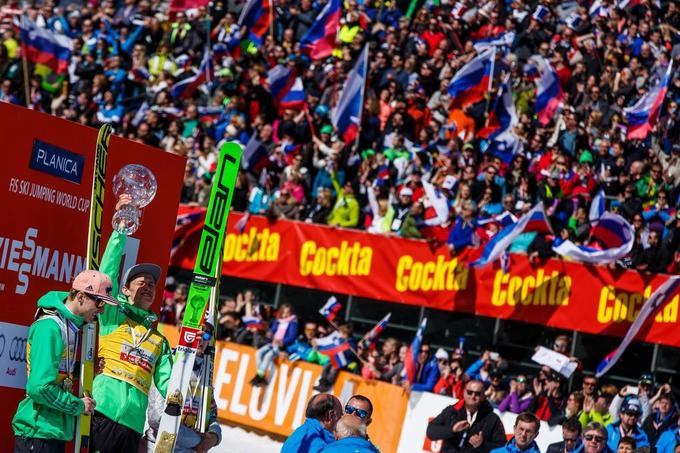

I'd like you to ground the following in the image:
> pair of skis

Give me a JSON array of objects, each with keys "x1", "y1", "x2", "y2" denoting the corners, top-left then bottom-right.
[
  {"x1": 74, "y1": 124, "x2": 112, "y2": 452},
  {"x1": 154, "y1": 143, "x2": 242, "y2": 452}
]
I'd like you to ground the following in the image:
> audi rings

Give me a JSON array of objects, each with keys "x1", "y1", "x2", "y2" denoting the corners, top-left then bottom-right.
[{"x1": 9, "y1": 337, "x2": 27, "y2": 362}]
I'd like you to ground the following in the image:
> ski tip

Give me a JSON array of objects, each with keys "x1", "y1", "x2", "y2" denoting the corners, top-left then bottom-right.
[{"x1": 220, "y1": 142, "x2": 243, "y2": 160}]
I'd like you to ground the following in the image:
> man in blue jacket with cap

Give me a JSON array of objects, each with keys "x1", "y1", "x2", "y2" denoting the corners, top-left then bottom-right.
[{"x1": 606, "y1": 398, "x2": 650, "y2": 452}]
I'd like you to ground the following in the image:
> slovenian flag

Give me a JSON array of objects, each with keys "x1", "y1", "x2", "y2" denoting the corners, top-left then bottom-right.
[
  {"x1": 18, "y1": 16, "x2": 72, "y2": 74},
  {"x1": 238, "y1": 0, "x2": 272, "y2": 45},
  {"x1": 241, "y1": 134, "x2": 270, "y2": 172},
  {"x1": 589, "y1": 189, "x2": 606, "y2": 223},
  {"x1": 624, "y1": 62, "x2": 673, "y2": 140},
  {"x1": 268, "y1": 65, "x2": 306, "y2": 111},
  {"x1": 477, "y1": 78, "x2": 517, "y2": 140},
  {"x1": 299, "y1": 0, "x2": 341, "y2": 60},
  {"x1": 316, "y1": 331, "x2": 353, "y2": 369},
  {"x1": 596, "y1": 277, "x2": 680, "y2": 377},
  {"x1": 363, "y1": 313, "x2": 391, "y2": 351},
  {"x1": 448, "y1": 48, "x2": 494, "y2": 108},
  {"x1": 535, "y1": 56, "x2": 564, "y2": 125},
  {"x1": 403, "y1": 318, "x2": 428, "y2": 384},
  {"x1": 553, "y1": 212, "x2": 634, "y2": 264},
  {"x1": 470, "y1": 202, "x2": 553, "y2": 267},
  {"x1": 331, "y1": 45, "x2": 368, "y2": 144},
  {"x1": 242, "y1": 315, "x2": 265, "y2": 330},
  {"x1": 319, "y1": 296, "x2": 342, "y2": 322},
  {"x1": 170, "y1": 50, "x2": 214, "y2": 99}
]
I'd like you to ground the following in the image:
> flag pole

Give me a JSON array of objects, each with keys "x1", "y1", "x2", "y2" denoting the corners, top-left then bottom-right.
[
  {"x1": 21, "y1": 47, "x2": 30, "y2": 108},
  {"x1": 484, "y1": 45, "x2": 497, "y2": 128},
  {"x1": 269, "y1": 0, "x2": 275, "y2": 42}
]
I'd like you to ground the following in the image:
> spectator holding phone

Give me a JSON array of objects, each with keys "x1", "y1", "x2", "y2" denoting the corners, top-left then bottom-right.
[
  {"x1": 498, "y1": 375, "x2": 534, "y2": 414},
  {"x1": 643, "y1": 384, "x2": 677, "y2": 445}
]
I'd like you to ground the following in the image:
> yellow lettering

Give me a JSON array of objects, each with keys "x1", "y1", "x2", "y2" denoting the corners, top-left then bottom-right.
[
  {"x1": 597, "y1": 286, "x2": 613, "y2": 323},
  {"x1": 299, "y1": 241, "x2": 315, "y2": 276},
  {"x1": 395, "y1": 256, "x2": 411, "y2": 293}
]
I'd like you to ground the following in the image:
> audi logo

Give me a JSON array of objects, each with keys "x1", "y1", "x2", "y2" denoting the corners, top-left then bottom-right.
[{"x1": 9, "y1": 337, "x2": 27, "y2": 363}]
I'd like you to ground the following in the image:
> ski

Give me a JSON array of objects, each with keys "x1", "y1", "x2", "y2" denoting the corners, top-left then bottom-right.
[
  {"x1": 75, "y1": 124, "x2": 112, "y2": 453},
  {"x1": 154, "y1": 142, "x2": 242, "y2": 453}
]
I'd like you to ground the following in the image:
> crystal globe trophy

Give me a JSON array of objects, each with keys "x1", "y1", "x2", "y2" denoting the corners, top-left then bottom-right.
[{"x1": 112, "y1": 164, "x2": 157, "y2": 235}]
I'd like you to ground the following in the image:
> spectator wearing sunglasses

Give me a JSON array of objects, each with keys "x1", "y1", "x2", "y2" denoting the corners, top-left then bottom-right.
[
  {"x1": 282, "y1": 393, "x2": 342, "y2": 453},
  {"x1": 344, "y1": 395, "x2": 373, "y2": 426},
  {"x1": 490, "y1": 412, "x2": 541, "y2": 453},
  {"x1": 427, "y1": 380, "x2": 506, "y2": 453},
  {"x1": 582, "y1": 423, "x2": 609, "y2": 453},
  {"x1": 401, "y1": 342, "x2": 440, "y2": 393},
  {"x1": 319, "y1": 415, "x2": 379, "y2": 453},
  {"x1": 606, "y1": 399, "x2": 650, "y2": 453},
  {"x1": 546, "y1": 417, "x2": 583, "y2": 453}
]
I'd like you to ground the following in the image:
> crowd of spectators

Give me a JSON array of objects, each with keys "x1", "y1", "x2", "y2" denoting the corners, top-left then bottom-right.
[
  {"x1": 6, "y1": 0, "x2": 680, "y2": 274},
  {"x1": 159, "y1": 281, "x2": 680, "y2": 453}
]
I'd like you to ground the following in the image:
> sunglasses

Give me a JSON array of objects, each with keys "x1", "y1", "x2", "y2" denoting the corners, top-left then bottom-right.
[
  {"x1": 345, "y1": 405, "x2": 369, "y2": 420},
  {"x1": 466, "y1": 389, "x2": 483, "y2": 397},
  {"x1": 584, "y1": 435, "x2": 604, "y2": 443},
  {"x1": 84, "y1": 292, "x2": 106, "y2": 309}
]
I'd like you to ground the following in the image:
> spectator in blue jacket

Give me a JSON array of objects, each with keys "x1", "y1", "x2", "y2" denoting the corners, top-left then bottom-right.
[
  {"x1": 606, "y1": 399, "x2": 650, "y2": 453},
  {"x1": 320, "y1": 415, "x2": 379, "y2": 453},
  {"x1": 403, "y1": 342, "x2": 440, "y2": 392},
  {"x1": 250, "y1": 303, "x2": 298, "y2": 386},
  {"x1": 282, "y1": 393, "x2": 342, "y2": 453},
  {"x1": 447, "y1": 202, "x2": 478, "y2": 253},
  {"x1": 655, "y1": 418, "x2": 680, "y2": 453},
  {"x1": 491, "y1": 412, "x2": 541, "y2": 453}
]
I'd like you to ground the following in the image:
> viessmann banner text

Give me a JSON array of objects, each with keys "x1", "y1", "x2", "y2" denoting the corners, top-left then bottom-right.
[{"x1": 171, "y1": 210, "x2": 680, "y2": 348}]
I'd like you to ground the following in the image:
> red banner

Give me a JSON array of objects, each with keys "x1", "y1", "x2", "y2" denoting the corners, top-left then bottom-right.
[
  {"x1": 173, "y1": 210, "x2": 679, "y2": 348},
  {"x1": 0, "y1": 103, "x2": 185, "y2": 442}
]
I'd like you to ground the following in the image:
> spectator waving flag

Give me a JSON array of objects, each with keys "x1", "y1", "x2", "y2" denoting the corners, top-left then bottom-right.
[
  {"x1": 170, "y1": 50, "x2": 214, "y2": 100},
  {"x1": 238, "y1": 0, "x2": 272, "y2": 46},
  {"x1": 596, "y1": 277, "x2": 680, "y2": 377},
  {"x1": 448, "y1": 48, "x2": 494, "y2": 108},
  {"x1": 362, "y1": 313, "x2": 391, "y2": 350},
  {"x1": 268, "y1": 65, "x2": 306, "y2": 111},
  {"x1": 332, "y1": 45, "x2": 369, "y2": 144},
  {"x1": 624, "y1": 61, "x2": 673, "y2": 140},
  {"x1": 553, "y1": 212, "x2": 634, "y2": 264},
  {"x1": 535, "y1": 56, "x2": 564, "y2": 125},
  {"x1": 241, "y1": 134, "x2": 270, "y2": 172},
  {"x1": 18, "y1": 16, "x2": 72, "y2": 74},
  {"x1": 478, "y1": 76, "x2": 521, "y2": 163},
  {"x1": 316, "y1": 331, "x2": 352, "y2": 369},
  {"x1": 403, "y1": 318, "x2": 428, "y2": 384},
  {"x1": 319, "y1": 296, "x2": 342, "y2": 322},
  {"x1": 470, "y1": 202, "x2": 553, "y2": 267},
  {"x1": 299, "y1": 0, "x2": 341, "y2": 60}
]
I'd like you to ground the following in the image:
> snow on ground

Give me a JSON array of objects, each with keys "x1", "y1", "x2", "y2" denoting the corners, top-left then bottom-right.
[{"x1": 214, "y1": 423, "x2": 283, "y2": 453}]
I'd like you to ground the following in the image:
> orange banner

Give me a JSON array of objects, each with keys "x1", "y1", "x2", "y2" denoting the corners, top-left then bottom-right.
[
  {"x1": 0, "y1": 103, "x2": 185, "y2": 443},
  {"x1": 212, "y1": 341, "x2": 407, "y2": 452},
  {"x1": 172, "y1": 210, "x2": 680, "y2": 348}
]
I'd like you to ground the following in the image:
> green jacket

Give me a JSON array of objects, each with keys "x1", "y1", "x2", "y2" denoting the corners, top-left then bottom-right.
[
  {"x1": 579, "y1": 410, "x2": 614, "y2": 428},
  {"x1": 92, "y1": 231, "x2": 173, "y2": 434},
  {"x1": 12, "y1": 292, "x2": 86, "y2": 441},
  {"x1": 327, "y1": 172, "x2": 360, "y2": 228}
]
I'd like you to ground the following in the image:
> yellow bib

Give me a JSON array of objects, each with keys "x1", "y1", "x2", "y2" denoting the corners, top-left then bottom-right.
[{"x1": 99, "y1": 320, "x2": 165, "y2": 394}]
